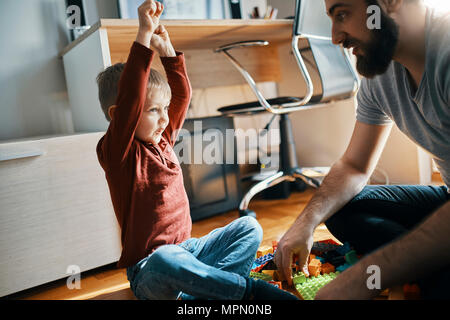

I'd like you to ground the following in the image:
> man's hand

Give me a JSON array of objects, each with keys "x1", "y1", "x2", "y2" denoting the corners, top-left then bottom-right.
[
  {"x1": 151, "y1": 25, "x2": 176, "y2": 57},
  {"x1": 136, "y1": 0, "x2": 164, "y2": 48},
  {"x1": 274, "y1": 224, "x2": 314, "y2": 286}
]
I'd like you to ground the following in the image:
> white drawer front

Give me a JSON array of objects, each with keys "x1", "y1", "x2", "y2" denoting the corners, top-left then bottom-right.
[{"x1": 0, "y1": 133, "x2": 121, "y2": 297}]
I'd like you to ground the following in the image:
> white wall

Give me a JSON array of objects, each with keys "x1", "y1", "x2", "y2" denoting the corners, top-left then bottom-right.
[
  {"x1": 267, "y1": 0, "x2": 296, "y2": 19},
  {"x1": 0, "y1": 0, "x2": 75, "y2": 141},
  {"x1": 0, "y1": 0, "x2": 120, "y2": 142}
]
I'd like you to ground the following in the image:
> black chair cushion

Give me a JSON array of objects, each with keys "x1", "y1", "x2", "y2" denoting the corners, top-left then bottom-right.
[{"x1": 218, "y1": 95, "x2": 322, "y2": 116}]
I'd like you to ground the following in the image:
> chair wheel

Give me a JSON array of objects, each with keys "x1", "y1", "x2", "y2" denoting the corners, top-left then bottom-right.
[{"x1": 239, "y1": 209, "x2": 257, "y2": 219}]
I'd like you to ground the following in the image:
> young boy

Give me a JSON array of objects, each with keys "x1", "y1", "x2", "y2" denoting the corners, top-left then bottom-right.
[{"x1": 96, "y1": 0, "x2": 298, "y2": 300}]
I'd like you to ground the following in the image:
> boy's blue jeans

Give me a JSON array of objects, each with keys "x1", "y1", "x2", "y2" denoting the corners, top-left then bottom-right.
[
  {"x1": 126, "y1": 216, "x2": 263, "y2": 300},
  {"x1": 325, "y1": 184, "x2": 450, "y2": 299}
]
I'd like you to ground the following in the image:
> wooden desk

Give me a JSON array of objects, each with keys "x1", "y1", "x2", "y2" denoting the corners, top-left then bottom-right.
[{"x1": 60, "y1": 19, "x2": 294, "y2": 133}]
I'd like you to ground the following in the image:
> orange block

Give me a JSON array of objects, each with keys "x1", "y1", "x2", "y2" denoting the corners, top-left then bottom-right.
[
  {"x1": 257, "y1": 246, "x2": 273, "y2": 258},
  {"x1": 321, "y1": 262, "x2": 335, "y2": 274},
  {"x1": 403, "y1": 284, "x2": 421, "y2": 300},
  {"x1": 308, "y1": 258, "x2": 322, "y2": 277},
  {"x1": 308, "y1": 254, "x2": 316, "y2": 263},
  {"x1": 272, "y1": 240, "x2": 278, "y2": 251}
]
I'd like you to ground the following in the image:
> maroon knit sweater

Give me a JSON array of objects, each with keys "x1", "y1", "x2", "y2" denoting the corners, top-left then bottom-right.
[{"x1": 97, "y1": 42, "x2": 192, "y2": 268}]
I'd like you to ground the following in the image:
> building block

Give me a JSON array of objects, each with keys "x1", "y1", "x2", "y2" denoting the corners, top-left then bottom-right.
[
  {"x1": 318, "y1": 239, "x2": 341, "y2": 246},
  {"x1": 250, "y1": 271, "x2": 272, "y2": 281},
  {"x1": 254, "y1": 253, "x2": 273, "y2": 265},
  {"x1": 268, "y1": 281, "x2": 282, "y2": 289},
  {"x1": 336, "y1": 263, "x2": 351, "y2": 272},
  {"x1": 262, "y1": 270, "x2": 275, "y2": 278},
  {"x1": 315, "y1": 256, "x2": 325, "y2": 263},
  {"x1": 293, "y1": 272, "x2": 307, "y2": 285},
  {"x1": 257, "y1": 246, "x2": 273, "y2": 258},
  {"x1": 336, "y1": 242, "x2": 352, "y2": 255},
  {"x1": 251, "y1": 261, "x2": 268, "y2": 273},
  {"x1": 321, "y1": 262, "x2": 335, "y2": 274},
  {"x1": 328, "y1": 255, "x2": 346, "y2": 266},
  {"x1": 294, "y1": 272, "x2": 340, "y2": 300},
  {"x1": 311, "y1": 241, "x2": 341, "y2": 254},
  {"x1": 403, "y1": 284, "x2": 421, "y2": 300},
  {"x1": 308, "y1": 258, "x2": 322, "y2": 277},
  {"x1": 345, "y1": 250, "x2": 359, "y2": 265},
  {"x1": 272, "y1": 240, "x2": 278, "y2": 252}
]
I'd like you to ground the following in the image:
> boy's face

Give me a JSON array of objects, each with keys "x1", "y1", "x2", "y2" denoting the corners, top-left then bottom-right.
[
  {"x1": 135, "y1": 89, "x2": 171, "y2": 145},
  {"x1": 325, "y1": 0, "x2": 400, "y2": 78}
]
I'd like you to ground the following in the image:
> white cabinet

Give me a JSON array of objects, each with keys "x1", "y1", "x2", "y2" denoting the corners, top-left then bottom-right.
[{"x1": 0, "y1": 133, "x2": 121, "y2": 297}]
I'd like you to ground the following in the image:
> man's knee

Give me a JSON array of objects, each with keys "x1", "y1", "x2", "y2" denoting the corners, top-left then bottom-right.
[{"x1": 325, "y1": 207, "x2": 350, "y2": 237}]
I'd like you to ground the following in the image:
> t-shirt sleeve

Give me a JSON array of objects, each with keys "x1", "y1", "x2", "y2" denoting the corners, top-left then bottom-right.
[{"x1": 356, "y1": 78, "x2": 393, "y2": 125}]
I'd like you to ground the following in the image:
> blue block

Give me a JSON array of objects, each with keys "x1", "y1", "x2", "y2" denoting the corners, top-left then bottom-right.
[
  {"x1": 315, "y1": 256, "x2": 325, "y2": 263},
  {"x1": 336, "y1": 263, "x2": 351, "y2": 272},
  {"x1": 336, "y1": 242, "x2": 352, "y2": 255}
]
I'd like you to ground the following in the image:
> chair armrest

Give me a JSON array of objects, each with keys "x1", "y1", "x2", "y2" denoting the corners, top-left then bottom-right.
[{"x1": 215, "y1": 39, "x2": 314, "y2": 115}]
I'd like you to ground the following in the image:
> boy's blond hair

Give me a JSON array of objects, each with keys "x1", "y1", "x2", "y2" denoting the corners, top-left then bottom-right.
[{"x1": 96, "y1": 63, "x2": 171, "y2": 122}]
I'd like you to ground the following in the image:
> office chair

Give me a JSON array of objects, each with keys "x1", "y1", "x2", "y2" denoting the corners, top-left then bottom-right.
[{"x1": 215, "y1": 0, "x2": 360, "y2": 218}]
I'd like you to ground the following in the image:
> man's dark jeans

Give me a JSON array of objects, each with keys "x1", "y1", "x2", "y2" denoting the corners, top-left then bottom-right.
[{"x1": 325, "y1": 185, "x2": 450, "y2": 299}]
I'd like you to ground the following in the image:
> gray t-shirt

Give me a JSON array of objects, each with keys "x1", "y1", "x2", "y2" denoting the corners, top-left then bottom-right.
[{"x1": 356, "y1": 7, "x2": 450, "y2": 188}]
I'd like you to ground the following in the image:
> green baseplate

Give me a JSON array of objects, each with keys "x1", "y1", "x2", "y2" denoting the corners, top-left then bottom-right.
[
  {"x1": 250, "y1": 270, "x2": 341, "y2": 300},
  {"x1": 293, "y1": 271, "x2": 340, "y2": 300}
]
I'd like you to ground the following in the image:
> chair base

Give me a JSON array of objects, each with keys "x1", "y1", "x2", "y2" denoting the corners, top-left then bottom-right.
[{"x1": 238, "y1": 167, "x2": 329, "y2": 218}]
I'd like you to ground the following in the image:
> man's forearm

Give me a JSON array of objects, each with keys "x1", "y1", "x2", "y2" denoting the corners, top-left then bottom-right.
[
  {"x1": 362, "y1": 200, "x2": 450, "y2": 290},
  {"x1": 294, "y1": 159, "x2": 369, "y2": 231}
]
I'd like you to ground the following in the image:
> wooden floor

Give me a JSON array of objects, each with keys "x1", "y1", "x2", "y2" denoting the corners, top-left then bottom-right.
[
  {"x1": 5, "y1": 174, "x2": 443, "y2": 300},
  {"x1": 6, "y1": 188, "x2": 339, "y2": 300}
]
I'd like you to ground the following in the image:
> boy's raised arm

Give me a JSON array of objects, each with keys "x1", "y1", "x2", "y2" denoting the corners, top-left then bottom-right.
[
  {"x1": 102, "y1": 0, "x2": 163, "y2": 164},
  {"x1": 151, "y1": 25, "x2": 192, "y2": 146}
]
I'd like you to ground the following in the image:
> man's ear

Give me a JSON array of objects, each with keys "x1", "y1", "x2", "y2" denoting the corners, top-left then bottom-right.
[
  {"x1": 108, "y1": 105, "x2": 117, "y2": 120},
  {"x1": 379, "y1": 0, "x2": 403, "y2": 14}
]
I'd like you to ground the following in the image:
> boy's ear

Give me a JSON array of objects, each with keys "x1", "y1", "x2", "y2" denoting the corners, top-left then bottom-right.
[{"x1": 108, "y1": 105, "x2": 117, "y2": 120}]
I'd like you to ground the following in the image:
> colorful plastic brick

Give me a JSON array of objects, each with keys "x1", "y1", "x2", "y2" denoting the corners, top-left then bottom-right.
[
  {"x1": 403, "y1": 284, "x2": 421, "y2": 300},
  {"x1": 293, "y1": 272, "x2": 307, "y2": 285},
  {"x1": 345, "y1": 250, "x2": 359, "y2": 265},
  {"x1": 262, "y1": 270, "x2": 275, "y2": 278},
  {"x1": 272, "y1": 240, "x2": 278, "y2": 252},
  {"x1": 319, "y1": 239, "x2": 341, "y2": 246},
  {"x1": 249, "y1": 271, "x2": 272, "y2": 281},
  {"x1": 336, "y1": 263, "x2": 351, "y2": 272},
  {"x1": 254, "y1": 253, "x2": 274, "y2": 265},
  {"x1": 308, "y1": 259, "x2": 322, "y2": 277},
  {"x1": 257, "y1": 246, "x2": 273, "y2": 258},
  {"x1": 315, "y1": 256, "x2": 325, "y2": 263},
  {"x1": 251, "y1": 262, "x2": 268, "y2": 273},
  {"x1": 294, "y1": 272, "x2": 340, "y2": 300},
  {"x1": 328, "y1": 255, "x2": 346, "y2": 266},
  {"x1": 268, "y1": 281, "x2": 282, "y2": 289},
  {"x1": 321, "y1": 262, "x2": 335, "y2": 274},
  {"x1": 336, "y1": 242, "x2": 352, "y2": 255},
  {"x1": 311, "y1": 241, "x2": 341, "y2": 254}
]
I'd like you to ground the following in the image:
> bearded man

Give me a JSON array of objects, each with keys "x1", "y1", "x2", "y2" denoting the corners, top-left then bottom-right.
[{"x1": 274, "y1": 0, "x2": 449, "y2": 299}]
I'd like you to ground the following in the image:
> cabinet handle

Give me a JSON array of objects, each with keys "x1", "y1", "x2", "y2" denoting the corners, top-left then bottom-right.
[{"x1": 0, "y1": 150, "x2": 44, "y2": 162}]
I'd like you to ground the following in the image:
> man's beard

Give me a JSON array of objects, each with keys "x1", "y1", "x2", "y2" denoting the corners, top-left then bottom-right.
[{"x1": 347, "y1": 2, "x2": 400, "y2": 78}]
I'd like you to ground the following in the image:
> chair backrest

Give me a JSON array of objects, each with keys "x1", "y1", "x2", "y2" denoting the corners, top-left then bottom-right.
[
  {"x1": 293, "y1": 0, "x2": 359, "y2": 103},
  {"x1": 294, "y1": 0, "x2": 332, "y2": 39}
]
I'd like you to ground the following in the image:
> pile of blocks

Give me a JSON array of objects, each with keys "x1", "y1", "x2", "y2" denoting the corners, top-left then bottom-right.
[{"x1": 250, "y1": 239, "x2": 361, "y2": 300}]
